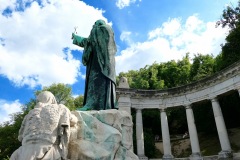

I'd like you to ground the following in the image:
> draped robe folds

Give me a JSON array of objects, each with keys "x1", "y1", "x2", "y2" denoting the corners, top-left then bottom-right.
[{"x1": 72, "y1": 20, "x2": 117, "y2": 110}]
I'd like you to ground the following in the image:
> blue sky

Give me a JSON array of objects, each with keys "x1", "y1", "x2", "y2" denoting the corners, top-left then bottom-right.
[{"x1": 0, "y1": 0, "x2": 238, "y2": 123}]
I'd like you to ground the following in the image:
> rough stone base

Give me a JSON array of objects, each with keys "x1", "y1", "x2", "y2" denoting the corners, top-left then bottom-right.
[
  {"x1": 138, "y1": 156, "x2": 149, "y2": 160},
  {"x1": 189, "y1": 152, "x2": 203, "y2": 160},
  {"x1": 162, "y1": 154, "x2": 174, "y2": 160},
  {"x1": 68, "y1": 109, "x2": 139, "y2": 160},
  {"x1": 218, "y1": 150, "x2": 233, "y2": 159}
]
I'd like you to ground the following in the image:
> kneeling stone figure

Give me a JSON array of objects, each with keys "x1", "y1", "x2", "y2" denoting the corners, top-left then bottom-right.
[{"x1": 10, "y1": 91, "x2": 77, "y2": 160}]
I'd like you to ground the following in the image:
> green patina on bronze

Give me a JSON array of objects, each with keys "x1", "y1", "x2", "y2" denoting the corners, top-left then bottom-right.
[{"x1": 72, "y1": 19, "x2": 117, "y2": 111}]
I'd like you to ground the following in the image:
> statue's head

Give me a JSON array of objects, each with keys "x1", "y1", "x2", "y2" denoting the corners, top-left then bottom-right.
[
  {"x1": 37, "y1": 91, "x2": 57, "y2": 104},
  {"x1": 94, "y1": 19, "x2": 106, "y2": 26}
]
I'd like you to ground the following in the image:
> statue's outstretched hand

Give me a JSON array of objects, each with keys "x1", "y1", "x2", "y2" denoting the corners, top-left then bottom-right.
[{"x1": 71, "y1": 33, "x2": 75, "y2": 39}]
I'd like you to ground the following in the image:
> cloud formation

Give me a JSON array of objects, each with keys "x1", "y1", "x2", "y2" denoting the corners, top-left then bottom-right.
[
  {"x1": 0, "y1": 0, "x2": 107, "y2": 88},
  {"x1": 116, "y1": 0, "x2": 141, "y2": 9},
  {"x1": 0, "y1": 99, "x2": 22, "y2": 124},
  {"x1": 116, "y1": 15, "x2": 229, "y2": 74}
]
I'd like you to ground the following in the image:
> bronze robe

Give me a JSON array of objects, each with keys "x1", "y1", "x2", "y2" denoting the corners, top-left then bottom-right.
[{"x1": 73, "y1": 20, "x2": 117, "y2": 110}]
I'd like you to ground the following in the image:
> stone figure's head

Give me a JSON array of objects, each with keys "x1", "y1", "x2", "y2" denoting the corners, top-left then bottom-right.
[{"x1": 37, "y1": 91, "x2": 57, "y2": 104}]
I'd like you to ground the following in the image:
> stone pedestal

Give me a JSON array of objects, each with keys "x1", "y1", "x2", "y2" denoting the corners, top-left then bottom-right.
[
  {"x1": 69, "y1": 109, "x2": 139, "y2": 160},
  {"x1": 118, "y1": 77, "x2": 132, "y2": 115},
  {"x1": 118, "y1": 96, "x2": 131, "y2": 115},
  {"x1": 138, "y1": 156, "x2": 148, "y2": 160}
]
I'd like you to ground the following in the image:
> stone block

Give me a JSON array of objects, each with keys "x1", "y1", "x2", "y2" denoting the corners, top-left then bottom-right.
[{"x1": 68, "y1": 109, "x2": 139, "y2": 160}]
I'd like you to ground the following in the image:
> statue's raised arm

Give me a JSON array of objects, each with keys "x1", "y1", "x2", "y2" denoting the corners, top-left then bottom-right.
[{"x1": 72, "y1": 33, "x2": 87, "y2": 48}]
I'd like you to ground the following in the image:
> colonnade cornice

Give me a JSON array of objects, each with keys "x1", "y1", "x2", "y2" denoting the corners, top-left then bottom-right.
[{"x1": 117, "y1": 60, "x2": 240, "y2": 99}]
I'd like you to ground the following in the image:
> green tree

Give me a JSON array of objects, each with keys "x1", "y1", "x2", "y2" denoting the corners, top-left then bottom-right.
[
  {"x1": 119, "y1": 65, "x2": 164, "y2": 90},
  {"x1": 147, "y1": 63, "x2": 164, "y2": 89},
  {"x1": 35, "y1": 83, "x2": 75, "y2": 110},
  {"x1": 214, "y1": 52, "x2": 224, "y2": 72},
  {"x1": 158, "y1": 54, "x2": 191, "y2": 88},
  {"x1": 216, "y1": 1, "x2": 240, "y2": 69},
  {"x1": 74, "y1": 95, "x2": 84, "y2": 108},
  {"x1": 190, "y1": 54, "x2": 215, "y2": 81},
  {"x1": 0, "y1": 100, "x2": 32, "y2": 159},
  {"x1": 176, "y1": 54, "x2": 191, "y2": 85},
  {"x1": 220, "y1": 25, "x2": 240, "y2": 69},
  {"x1": 216, "y1": 1, "x2": 240, "y2": 29},
  {"x1": 157, "y1": 60, "x2": 179, "y2": 88},
  {"x1": 118, "y1": 54, "x2": 191, "y2": 89}
]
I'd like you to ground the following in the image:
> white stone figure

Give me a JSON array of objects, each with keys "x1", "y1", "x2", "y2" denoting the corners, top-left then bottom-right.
[{"x1": 10, "y1": 91, "x2": 77, "y2": 160}]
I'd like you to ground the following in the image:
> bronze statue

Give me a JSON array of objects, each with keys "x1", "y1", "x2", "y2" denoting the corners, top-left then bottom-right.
[{"x1": 72, "y1": 19, "x2": 117, "y2": 110}]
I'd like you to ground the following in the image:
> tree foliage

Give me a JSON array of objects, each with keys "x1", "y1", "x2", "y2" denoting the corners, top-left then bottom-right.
[
  {"x1": 119, "y1": 54, "x2": 192, "y2": 89},
  {"x1": 216, "y1": 1, "x2": 240, "y2": 29},
  {"x1": 220, "y1": 25, "x2": 240, "y2": 69},
  {"x1": 0, "y1": 107, "x2": 28, "y2": 159},
  {"x1": 74, "y1": 95, "x2": 84, "y2": 108},
  {"x1": 216, "y1": 1, "x2": 240, "y2": 70},
  {"x1": 190, "y1": 54, "x2": 215, "y2": 81},
  {"x1": 35, "y1": 83, "x2": 76, "y2": 110}
]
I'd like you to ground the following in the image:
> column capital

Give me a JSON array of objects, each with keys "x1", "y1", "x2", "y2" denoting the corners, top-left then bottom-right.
[
  {"x1": 136, "y1": 108, "x2": 143, "y2": 112},
  {"x1": 210, "y1": 97, "x2": 219, "y2": 102},
  {"x1": 184, "y1": 103, "x2": 193, "y2": 109},
  {"x1": 160, "y1": 108, "x2": 166, "y2": 112}
]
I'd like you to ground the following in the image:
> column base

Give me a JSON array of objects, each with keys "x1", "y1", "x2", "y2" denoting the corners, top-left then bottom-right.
[
  {"x1": 218, "y1": 150, "x2": 233, "y2": 159},
  {"x1": 189, "y1": 152, "x2": 203, "y2": 160},
  {"x1": 138, "y1": 155, "x2": 148, "y2": 160},
  {"x1": 162, "y1": 154, "x2": 174, "y2": 160}
]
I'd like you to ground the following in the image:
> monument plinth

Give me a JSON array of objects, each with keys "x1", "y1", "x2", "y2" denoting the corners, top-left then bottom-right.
[{"x1": 68, "y1": 109, "x2": 138, "y2": 160}]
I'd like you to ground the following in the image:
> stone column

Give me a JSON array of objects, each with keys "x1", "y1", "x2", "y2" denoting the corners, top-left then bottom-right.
[
  {"x1": 238, "y1": 89, "x2": 240, "y2": 97},
  {"x1": 160, "y1": 108, "x2": 174, "y2": 159},
  {"x1": 136, "y1": 109, "x2": 148, "y2": 160},
  {"x1": 185, "y1": 104, "x2": 203, "y2": 160},
  {"x1": 211, "y1": 97, "x2": 232, "y2": 158}
]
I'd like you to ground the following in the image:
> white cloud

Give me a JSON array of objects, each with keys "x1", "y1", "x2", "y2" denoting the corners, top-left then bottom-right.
[
  {"x1": 185, "y1": 14, "x2": 203, "y2": 32},
  {"x1": 0, "y1": 0, "x2": 107, "y2": 88},
  {"x1": 116, "y1": 15, "x2": 229, "y2": 74},
  {"x1": 0, "y1": 99, "x2": 22, "y2": 124},
  {"x1": 120, "y1": 31, "x2": 132, "y2": 45},
  {"x1": 116, "y1": 0, "x2": 140, "y2": 9},
  {"x1": 148, "y1": 18, "x2": 182, "y2": 39},
  {"x1": 0, "y1": 0, "x2": 16, "y2": 12}
]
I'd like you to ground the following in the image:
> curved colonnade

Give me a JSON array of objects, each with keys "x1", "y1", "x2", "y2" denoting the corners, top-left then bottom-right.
[{"x1": 116, "y1": 60, "x2": 240, "y2": 160}]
